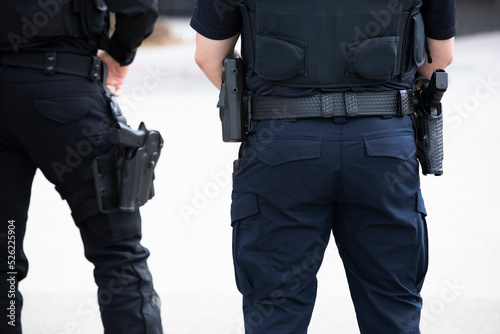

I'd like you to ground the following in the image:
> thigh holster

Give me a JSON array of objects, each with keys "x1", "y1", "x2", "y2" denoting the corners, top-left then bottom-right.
[
  {"x1": 94, "y1": 122, "x2": 163, "y2": 214},
  {"x1": 55, "y1": 91, "x2": 163, "y2": 227}
]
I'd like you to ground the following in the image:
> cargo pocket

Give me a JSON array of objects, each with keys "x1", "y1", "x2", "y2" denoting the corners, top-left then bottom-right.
[
  {"x1": 346, "y1": 36, "x2": 399, "y2": 81},
  {"x1": 254, "y1": 139, "x2": 321, "y2": 166},
  {"x1": 415, "y1": 189, "x2": 428, "y2": 291},
  {"x1": 255, "y1": 35, "x2": 307, "y2": 81},
  {"x1": 231, "y1": 192, "x2": 260, "y2": 297},
  {"x1": 34, "y1": 96, "x2": 91, "y2": 123},
  {"x1": 365, "y1": 134, "x2": 416, "y2": 161}
]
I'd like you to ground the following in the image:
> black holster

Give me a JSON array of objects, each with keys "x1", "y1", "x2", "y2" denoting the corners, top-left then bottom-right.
[
  {"x1": 218, "y1": 57, "x2": 247, "y2": 142},
  {"x1": 94, "y1": 90, "x2": 163, "y2": 214},
  {"x1": 413, "y1": 69, "x2": 448, "y2": 176},
  {"x1": 413, "y1": 103, "x2": 444, "y2": 175}
]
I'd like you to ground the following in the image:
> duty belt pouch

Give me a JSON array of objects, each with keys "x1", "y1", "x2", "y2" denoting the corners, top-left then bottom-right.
[
  {"x1": 75, "y1": 0, "x2": 108, "y2": 37},
  {"x1": 413, "y1": 104, "x2": 444, "y2": 176}
]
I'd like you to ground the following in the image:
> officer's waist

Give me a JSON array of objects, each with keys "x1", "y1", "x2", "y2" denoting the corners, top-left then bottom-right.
[
  {"x1": 249, "y1": 90, "x2": 415, "y2": 120},
  {"x1": 0, "y1": 52, "x2": 104, "y2": 82}
]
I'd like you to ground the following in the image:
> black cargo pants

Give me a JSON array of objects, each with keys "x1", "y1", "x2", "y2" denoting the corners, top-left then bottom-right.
[{"x1": 0, "y1": 64, "x2": 163, "y2": 334}]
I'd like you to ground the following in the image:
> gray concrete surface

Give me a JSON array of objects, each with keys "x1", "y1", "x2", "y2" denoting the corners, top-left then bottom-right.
[{"x1": 18, "y1": 19, "x2": 500, "y2": 333}]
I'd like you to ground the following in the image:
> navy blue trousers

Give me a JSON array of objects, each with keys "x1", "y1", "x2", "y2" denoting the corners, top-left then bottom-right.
[
  {"x1": 231, "y1": 116, "x2": 428, "y2": 334},
  {"x1": 0, "y1": 65, "x2": 163, "y2": 333}
]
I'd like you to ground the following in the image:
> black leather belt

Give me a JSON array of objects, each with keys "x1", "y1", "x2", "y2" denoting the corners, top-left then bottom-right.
[
  {"x1": 0, "y1": 52, "x2": 106, "y2": 82},
  {"x1": 250, "y1": 90, "x2": 415, "y2": 120}
]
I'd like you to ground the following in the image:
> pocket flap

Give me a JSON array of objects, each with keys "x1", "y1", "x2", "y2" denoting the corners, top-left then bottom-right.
[
  {"x1": 34, "y1": 96, "x2": 91, "y2": 123},
  {"x1": 365, "y1": 135, "x2": 415, "y2": 160},
  {"x1": 231, "y1": 192, "x2": 259, "y2": 224},
  {"x1": 255, "y1": 139, "x2": 321, "y2": 166},
  {"x1": 255, "y1": 35, "x2": 306, "y2": 81},
  {"x1": 348, "y1": 36, "x2": 399, "y2": 81},
  {"x1": 416, "y1": 189, "x2": 427, "y2": 216}
]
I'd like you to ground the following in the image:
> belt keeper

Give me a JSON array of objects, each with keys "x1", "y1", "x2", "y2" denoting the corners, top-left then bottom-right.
[
  {"x1": 321, "y1": 93, "x2": 334, "y2": 118},
  {"x1": 44, "y1": 52, "x2": 56, "y2": 74},
  {"x1": 345, "y1": 92, "x2": 358, "y2": 117},
  {"x1": 246, "y1": 95, "x2": 256, "y2": 134},
  {"x1": 398, "y1": 90, "x2": 410, "y2": 116}
]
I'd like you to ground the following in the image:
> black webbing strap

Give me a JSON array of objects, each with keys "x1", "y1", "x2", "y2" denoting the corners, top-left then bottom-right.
[
  {"x1": 57, "y1": 155, "x2": 119, "y2": 226},
  {"x1": 0, "y1": 52, "x2": 105, "y2": 81},
  {"x1": 250, "y1": 90, "x2": 415, "y2": 120},
  {"x1": 71, "y1": 195, "x2": 118, "y2": 227},
  {"x1": 71, "y1": 199, "x2": 101, "y2": 227}
]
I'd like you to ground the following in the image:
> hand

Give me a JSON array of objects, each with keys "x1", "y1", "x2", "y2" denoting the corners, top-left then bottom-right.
[{"x1": 97, "y1": 50, "x2": 130, "y2": 97}]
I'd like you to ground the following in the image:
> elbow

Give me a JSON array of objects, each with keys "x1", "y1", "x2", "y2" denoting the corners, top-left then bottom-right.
[
  {"x1": 144, "y1": 1, "x2": 160, "y2": 19},
  {"x1": 445, "y1": 52, "x2": 454, "y2": 68},
  {"x1": 439, "y1": 48, "x2": 454, "y2": 68},
  {"x1": 194, "y1": 51, "x2": 205, "y2": 70},
  {"x1": 194, "y1": 50, "x2": 214, "y2": 73}
]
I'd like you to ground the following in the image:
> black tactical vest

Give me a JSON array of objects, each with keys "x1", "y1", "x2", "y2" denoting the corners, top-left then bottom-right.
[
  {"x1": 0, "y1": 0, "x2": 108, "y2": 53},
  {"x1": 239, "y1": 0, "x2": 426, "y2": 88}
]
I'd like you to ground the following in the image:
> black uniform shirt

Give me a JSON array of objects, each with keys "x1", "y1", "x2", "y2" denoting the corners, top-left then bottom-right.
[
  {"x1": 191, "y1": 0, "x2": 457, "y2": 95},
  {"x1": 0, "y1": 0, "x2": 158, "y2": 66}
]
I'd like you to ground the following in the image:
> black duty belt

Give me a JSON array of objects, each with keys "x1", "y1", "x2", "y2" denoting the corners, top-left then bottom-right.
[
  {"x1": 249, "y1": 90, "x2": 415, "y2": 120},
  {"x1": 0, "y1": 52, "x2": 105, "y2": 82}
]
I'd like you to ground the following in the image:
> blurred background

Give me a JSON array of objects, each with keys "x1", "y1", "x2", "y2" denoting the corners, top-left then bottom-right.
[{"x1": 19, "y1": 1, "x2": 500, "y2": 334}]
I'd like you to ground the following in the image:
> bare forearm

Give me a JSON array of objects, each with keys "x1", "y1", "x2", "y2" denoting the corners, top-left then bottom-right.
[
  {"x1": 197, "y1": 59, "x2": 226, "y2": 89},
  {"x1": 194, "y1": 33, "x2": 240, "y2": 90},
  {"x1": 418, "y1": 37, "x2": 454, "y2": 79}
]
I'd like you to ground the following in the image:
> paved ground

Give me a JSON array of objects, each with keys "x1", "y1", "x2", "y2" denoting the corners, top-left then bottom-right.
[{"x1": 18, "y1": 19, "x2": 500, "y2": 333}]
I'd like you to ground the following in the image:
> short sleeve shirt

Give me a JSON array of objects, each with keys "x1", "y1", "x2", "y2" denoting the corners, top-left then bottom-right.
[{"x1": 191, "y1": 0, "x2": 457, "y2": 94}]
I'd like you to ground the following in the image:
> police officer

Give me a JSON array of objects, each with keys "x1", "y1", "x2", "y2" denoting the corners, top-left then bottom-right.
[
  {"x1": 192, "y1": 0, "x2": 455, "y2": 333},
  {"x1": 0, "y1": 1, "x2": 163, "y2": 333}
]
